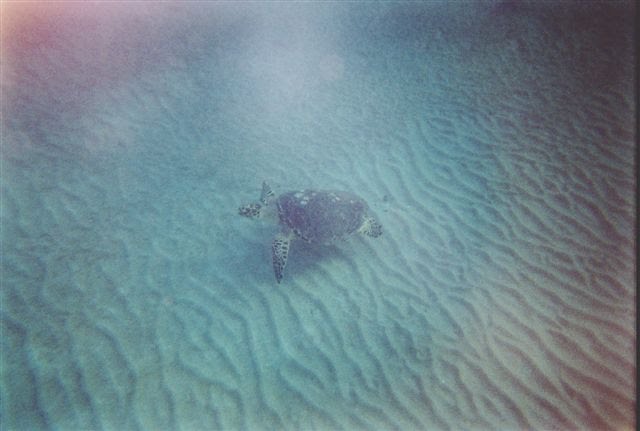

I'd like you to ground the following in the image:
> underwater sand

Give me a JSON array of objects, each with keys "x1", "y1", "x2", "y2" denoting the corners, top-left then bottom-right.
[{"x1": 1, "y1": 2, "x2": 636, "y2": 430}]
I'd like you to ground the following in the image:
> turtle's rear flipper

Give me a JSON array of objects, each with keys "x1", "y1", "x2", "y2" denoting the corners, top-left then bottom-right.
[
  {"x1": 272, "y1": 231, "x2": 292, "y2": 283},
  {"x1": 359, "y1": 216, "x2": 382, "y2": 238}
]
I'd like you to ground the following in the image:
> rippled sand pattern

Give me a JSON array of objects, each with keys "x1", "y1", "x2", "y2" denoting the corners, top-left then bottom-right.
[{"x1": 1, "y1": 3, "x2": 635, "y2": 430}]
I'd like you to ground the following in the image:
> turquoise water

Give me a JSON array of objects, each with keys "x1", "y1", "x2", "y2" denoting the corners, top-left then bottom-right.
[{"x1": 1, "y1": 2, "x2": 635, "y2": 430}]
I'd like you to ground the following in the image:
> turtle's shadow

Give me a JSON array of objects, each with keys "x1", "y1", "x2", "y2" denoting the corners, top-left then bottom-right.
[
  {"x1": 235, "y1": 223, "x2": 352, "y2": 284},
  {"x1": 247, "y1": 238, "x2": 347, "y2": 284},
  {"x1": 286, "y1": 240, "x2": 347, "y2": 280}
]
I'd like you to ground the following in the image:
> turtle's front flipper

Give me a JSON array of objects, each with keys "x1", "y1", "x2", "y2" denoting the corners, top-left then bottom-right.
[{"x1": 272, "y1": 230, "x2": 293, "y2": 283}]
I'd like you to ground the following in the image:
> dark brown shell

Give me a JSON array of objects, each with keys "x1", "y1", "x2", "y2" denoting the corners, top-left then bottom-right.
[{"x1": 275, "y1": 190, "x2": 368, "y2": 243}]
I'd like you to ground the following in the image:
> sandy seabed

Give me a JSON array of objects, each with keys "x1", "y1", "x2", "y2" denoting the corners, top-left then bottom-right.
[{"x1": 1, "y1": 2, "x2": 636, "y2": 430}]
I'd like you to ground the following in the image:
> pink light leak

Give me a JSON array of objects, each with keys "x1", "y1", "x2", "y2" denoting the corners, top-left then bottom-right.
[
  {"x1": 2, "y1": 2, "x2": 178, "y2": 106},
  {"x1": 1, "y1": 2, "x2": 184, "y2": 160}
]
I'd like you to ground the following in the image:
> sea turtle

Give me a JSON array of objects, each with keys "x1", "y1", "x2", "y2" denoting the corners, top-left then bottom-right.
[{"x1": 239, "y1": 181, "x2": 382, "y2": 283}]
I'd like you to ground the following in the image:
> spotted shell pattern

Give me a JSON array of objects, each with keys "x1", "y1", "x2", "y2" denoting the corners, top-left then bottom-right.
[{"x1": 275, "y1": 190, "x2": 369, "y2": 243}]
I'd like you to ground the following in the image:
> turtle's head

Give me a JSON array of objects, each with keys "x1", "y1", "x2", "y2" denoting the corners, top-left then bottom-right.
[
  {"x1": 239, "y1": 182, "x2": 278, "y2": 220},
  {"x1": 238, "y1": 202, "x2": 262, "y2": 219}
]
